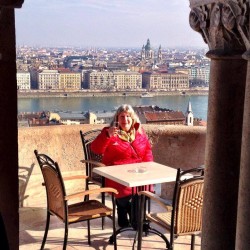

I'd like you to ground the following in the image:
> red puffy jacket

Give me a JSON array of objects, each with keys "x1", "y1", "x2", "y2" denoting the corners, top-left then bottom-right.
[{"x1": 91, "y1": 126, "x2": 153, "y2": 198}]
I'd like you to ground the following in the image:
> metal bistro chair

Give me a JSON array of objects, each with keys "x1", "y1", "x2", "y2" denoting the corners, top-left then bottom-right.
[
  {"x1": 80, "y1": 129, "x2": 108, "y2": 228},
  {"x1": 34, "y1": 150, "x2": 118, "y2": 250},
  {"x1": 80, "y1": 129, "x2": 104, "y2": 192},
  {"x1": 137, "y1": 166, "x2": 205, "y2": 250}
]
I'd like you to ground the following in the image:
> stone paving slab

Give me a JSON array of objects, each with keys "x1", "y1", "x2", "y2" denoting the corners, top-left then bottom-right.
[{"x1": 19, "y1": 200, "x2": 201, "y2": 250}]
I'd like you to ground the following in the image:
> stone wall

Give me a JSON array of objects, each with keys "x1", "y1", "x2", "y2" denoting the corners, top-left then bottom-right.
[{"x1": 18, "y1": 124, "x2": 206, "y2": 207}]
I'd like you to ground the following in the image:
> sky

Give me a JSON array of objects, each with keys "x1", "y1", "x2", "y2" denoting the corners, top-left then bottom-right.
[{"x1": 15, "y1": 0, "x2": 206, "y2": 49}]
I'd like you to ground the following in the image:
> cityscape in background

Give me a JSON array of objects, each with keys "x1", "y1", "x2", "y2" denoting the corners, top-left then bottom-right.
[
  {"x1": 17, "y1": 39, "x2": 209, "y2": 128},
  {"x1": 16, "y1": 39, "x2": 210, "y2": 93}
]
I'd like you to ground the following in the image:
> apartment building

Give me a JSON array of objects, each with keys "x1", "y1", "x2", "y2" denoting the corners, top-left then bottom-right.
[
  {"x1": 59, "y1": 72, "x2": 81, "y2": 90},
  {"x1": 142, "y1": 72, "x2": 189, "y2": 90},
  {"x1": 86, "y1": 70, "x2": 142, "y2": 90},
  {"x1": 86, "y1": 71, "x2": 115, "y2": 90},
  {"x1": 38, "y1": 70, "x2": 60, "y2": 90},
  {"x1": 188, "y1": 65, "x2": 210, "y2": 86},
  {"x1": 16, "y1": 71, "x2": 31, "y2": 90},
  {"x1": 114, "y1": 71, "x2": 142, "y2": 90}
]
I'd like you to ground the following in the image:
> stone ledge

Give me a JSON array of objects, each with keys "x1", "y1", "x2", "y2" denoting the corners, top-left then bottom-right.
[{"x1": 18, "y1": 124, "x2": 206, "y2": 206}]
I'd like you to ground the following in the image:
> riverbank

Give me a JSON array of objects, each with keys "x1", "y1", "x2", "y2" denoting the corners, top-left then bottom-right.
[
  {"x1": 18, "y1": 93, "x2": 208, "y2": 120},
  {"x1": 18, "y1": 88, "x2": 209, "y2": 98}
]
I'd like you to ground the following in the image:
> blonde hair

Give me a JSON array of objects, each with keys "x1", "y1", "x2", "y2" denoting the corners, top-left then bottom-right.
[{"x1": 111, "y1": 104, "x2": 142, "y2": 133}]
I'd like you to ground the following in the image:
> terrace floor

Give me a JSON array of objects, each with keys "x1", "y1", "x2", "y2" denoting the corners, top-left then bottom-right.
[{"x1": 19, "y1": 196, "x2": 201, "y2": 250}]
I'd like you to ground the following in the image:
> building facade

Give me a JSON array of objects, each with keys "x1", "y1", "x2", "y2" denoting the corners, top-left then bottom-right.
[
  {"x1": 142, "y1": 72, "x2": 189, "y2": 90},
  {"x1": 59, "y1": 72, "x2": 81, "y2": 90},
  {"x1": 86, "y1": 70, "x2": 142, "y2": 90},
  {"x1": 188, "y1": 65, "x2": 210, "y2": 86},
  {"x1": 114, "y1": 71, "x2": 142, "y2": 90},
  {"x1": 38, "y1": 70, "x2": 60, "y2": 90},
  {"x1": 16, "y1": 71, "x2": 31, "y2": 90},
  {"x1": 86, "y1": 71, "x2": 115, "y2": 90}
]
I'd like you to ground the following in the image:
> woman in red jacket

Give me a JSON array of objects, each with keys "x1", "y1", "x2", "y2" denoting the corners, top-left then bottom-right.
[{"x1": 91, "y1": 104, "x2": 153, "y2": 228}]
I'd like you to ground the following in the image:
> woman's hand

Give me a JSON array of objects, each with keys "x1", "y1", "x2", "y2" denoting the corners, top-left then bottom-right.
[{"x1": 107, "y1": 126, "x2": 119, "y2": 137}]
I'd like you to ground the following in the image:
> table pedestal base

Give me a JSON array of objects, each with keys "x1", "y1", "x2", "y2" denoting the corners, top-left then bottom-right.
[
  {"x1": 135, "y1": 221, "x2": 170, "y2": 249},
  {"x1": 109, "y1": 226, "x2": 135, "y2": 244},
  {"x1": 109, "y1": 221, "x2": 170, "y2": 250}
]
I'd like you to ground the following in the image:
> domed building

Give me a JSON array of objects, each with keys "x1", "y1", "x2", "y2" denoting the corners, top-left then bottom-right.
[{"x1": 141, "y1": 39, "x2": 162, "y2": 64}]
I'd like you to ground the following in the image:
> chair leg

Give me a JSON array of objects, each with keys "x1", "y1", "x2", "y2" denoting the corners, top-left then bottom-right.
[
  {"x1": 137, "y1": 195, "x2": 145, "y2": 250},
  {"x1": 112, "y1": 216, "x2": 117, "y2": 250},
  {"x1": 101, "y1": 181, "x2": 105, "y2": 230},
  {"x1": 110, "y1": 194, "x2": 117, "y2": 250},
  {"x1": 87, "y1": 220, "x2": 91, "y2": 245},
  {"x1": 101, "y1": 192, "x2": 105, "y2": 229},
  {"x1": 102, "y1": 217, "x2": 105, "y2": 230},
  {"x1": 84, "y1": 182, "x2": 89, "y2": 202},
  {"x1": 84, "y1": 195, "x2": 89, "y2": 202},
  {"x1": 41, "y1": 211, "x2": 50, "y2": 250},
  {"x1": 191, "y1": 235, "x2": 195, "y2": 250},
  {"x1": 63, "y1": 221, "x2": 68, "y2": 250}
]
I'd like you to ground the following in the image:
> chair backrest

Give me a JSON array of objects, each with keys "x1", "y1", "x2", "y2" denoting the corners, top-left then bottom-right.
[
  {"x1": 34, "y1": 150, "x2": 67, "y2": 222},
  {"x1": 80, "y1": 129, "x2": 103, "y2": 184},
  {"x1": 172, "y1": 167, "x2": 204, "y2": 235}
]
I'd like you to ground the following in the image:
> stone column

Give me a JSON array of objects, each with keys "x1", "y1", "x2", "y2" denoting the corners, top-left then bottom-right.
[
  {"x1": 189, "y1": 1, "x2": 248, "y2": 249},
  {"x1": 0, "y1": 0, "x2": 24, "y2": 249},
  {"x1": 236, "y1": 14, "x2": 250, "y2": 248}
]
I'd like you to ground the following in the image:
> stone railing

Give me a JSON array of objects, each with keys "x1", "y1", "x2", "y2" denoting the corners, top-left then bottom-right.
[{"x1": 18, "y1": 124, "x2": 206, "y2": 207}]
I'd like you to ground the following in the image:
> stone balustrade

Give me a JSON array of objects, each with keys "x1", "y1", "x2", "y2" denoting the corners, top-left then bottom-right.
[{"x1": 18, "y1": 124, "x2": 206, "y2": 207}]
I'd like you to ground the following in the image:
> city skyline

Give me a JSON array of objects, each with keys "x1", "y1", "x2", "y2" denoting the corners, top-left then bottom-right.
[{"x1": 15, "y1": 0, "x2": 206, "y2": 49}]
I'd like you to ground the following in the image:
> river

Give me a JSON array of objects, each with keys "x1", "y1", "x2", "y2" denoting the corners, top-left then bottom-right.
[{"x1": 18, "y1": 95, "x2": 208, "y2": 121}]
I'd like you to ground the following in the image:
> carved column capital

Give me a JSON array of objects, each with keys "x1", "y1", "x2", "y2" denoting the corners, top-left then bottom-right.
[
  {"x1": 0, "y1": 0, "x2": 24, "y2": 8},
  {"x1": 189, "y1": 0, "x2": 249, "y2": 57},
  {"x1": 0, "y1": 0, "x2": 24, "y2": 20}
]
